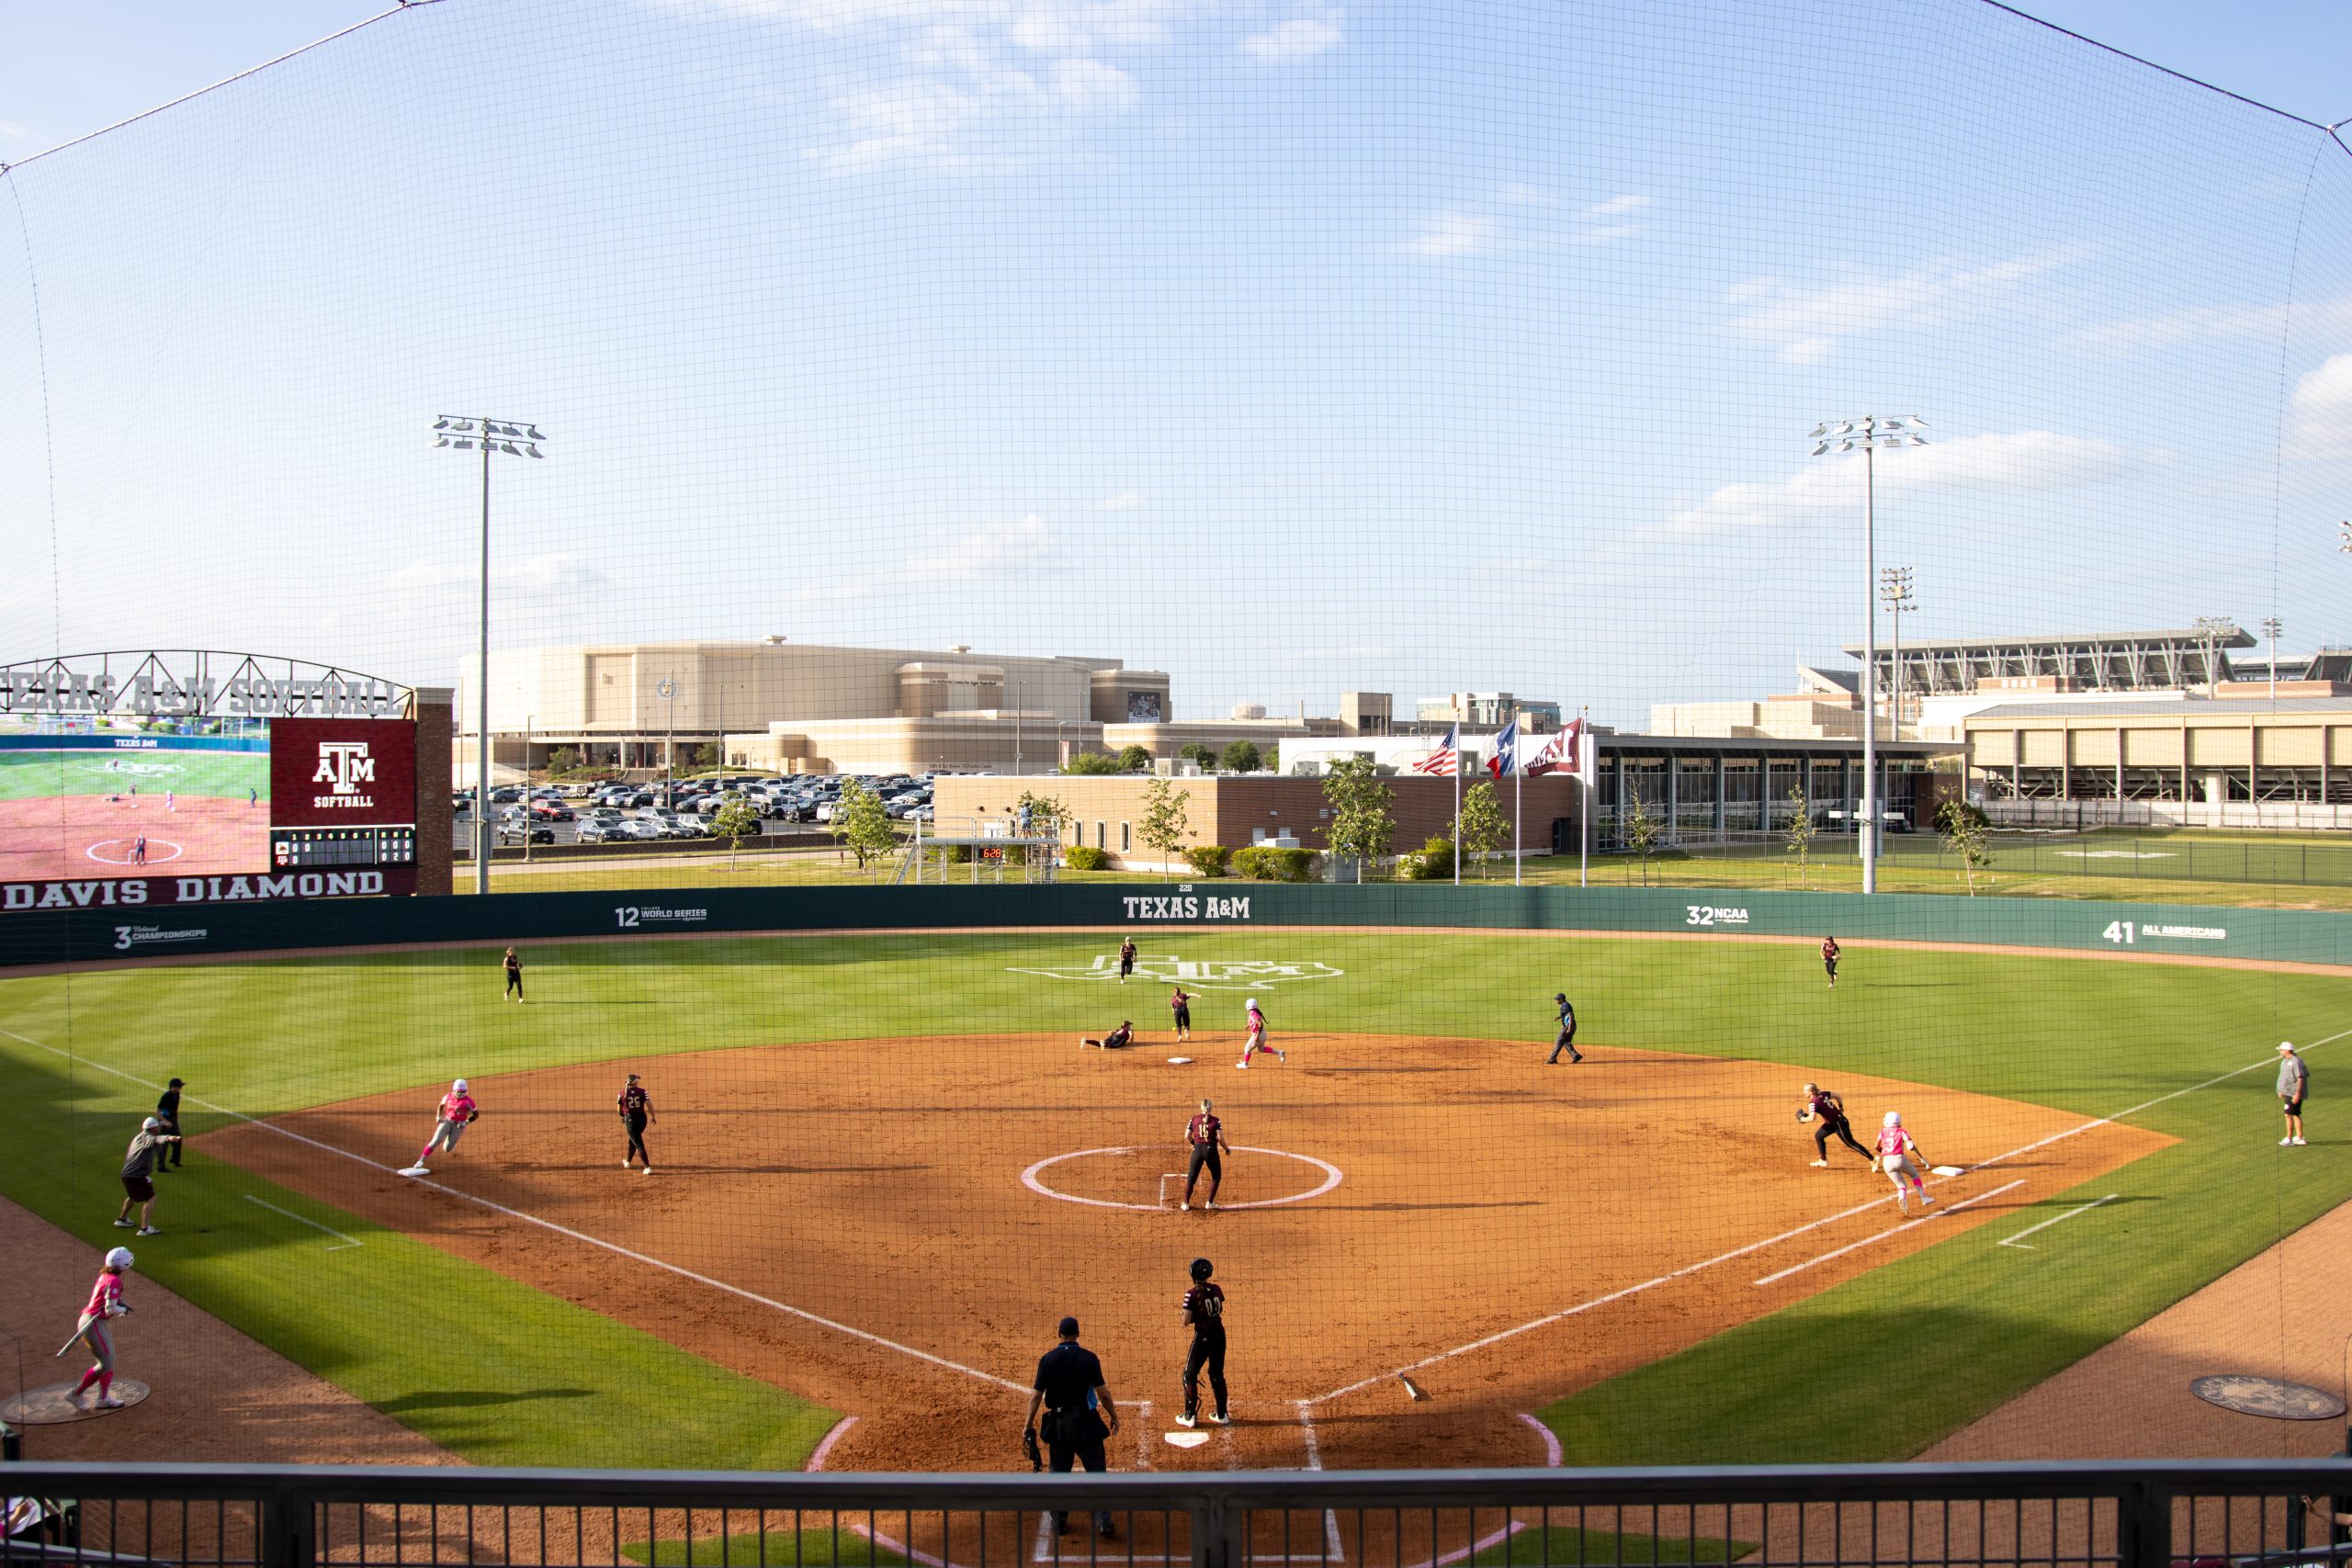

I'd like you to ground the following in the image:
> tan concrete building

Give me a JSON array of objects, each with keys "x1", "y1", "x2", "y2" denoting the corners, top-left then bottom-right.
[
  {"x1": 1965, "y1": 697, "x2": 2352, "y2": 821},
  {"x1": 933, "y1": 772, "x2": 1586, "y2": 870}
]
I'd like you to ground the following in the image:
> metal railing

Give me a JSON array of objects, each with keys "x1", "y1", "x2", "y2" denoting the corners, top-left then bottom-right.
[{"x1": 9, "y1": 1461, "x2": 2352, "y2": 1568}]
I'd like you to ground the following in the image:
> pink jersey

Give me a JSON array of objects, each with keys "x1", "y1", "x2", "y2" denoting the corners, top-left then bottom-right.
[
  {"x1": 1874, "y1": 1126, "x2": 1917, "y2": 1160},
  {"x1": 1246, "y1": 1008, "x2": 1264, "y2": 1035},
  {"x1": 85, "y1": 1269, "x2": 124, "y2": 1321},
  {"x1": 439, "y1": 1092, "x2": 477, "y2": 1123}
]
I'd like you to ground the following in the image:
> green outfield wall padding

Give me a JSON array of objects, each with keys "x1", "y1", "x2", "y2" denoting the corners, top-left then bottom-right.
[{"x1": 2, "y1": 883, "x2": 2342, "y2": 970}]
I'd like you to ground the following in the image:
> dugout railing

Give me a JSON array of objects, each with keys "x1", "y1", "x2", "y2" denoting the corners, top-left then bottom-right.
[{"x1": 7, "y1": 1461, "x2": 2352, "y2": 1568}]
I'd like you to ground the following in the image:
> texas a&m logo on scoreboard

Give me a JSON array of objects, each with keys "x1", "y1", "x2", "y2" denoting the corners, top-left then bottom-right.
[{"x1": 270, "y1": 718, "x2": 416, "y2": 829}]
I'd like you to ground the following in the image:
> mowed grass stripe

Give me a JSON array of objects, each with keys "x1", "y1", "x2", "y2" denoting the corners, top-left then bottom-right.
[{"x1": 3, "y1": 930, "x2": 2345, "y2": 1467}]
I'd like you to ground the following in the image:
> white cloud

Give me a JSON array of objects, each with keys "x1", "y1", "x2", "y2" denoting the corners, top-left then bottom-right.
[
  {"x1": 1052, "y1": 55, "x2": 1137, "y2": 109},
  {"x1": 2064, "y1": 294, "x2": 2352, "y2": 356},
  {"x1": 1240, "y1": 12, "x2": 1343, "y2": 61},
  {"x1": 1582, "y1": 193, "x2": 1648, "y2": 220},
  {"x1": 0, "y1": 120, "x2": 35, "y2": 143},
  {"x1": 1727, "y1": 245, "x2": 2089, "y2": 365},
  {"x1": 1099, "y1": 490, "x2": 1144, "y2": 511},
  {"x1": 914, "y1": 513, "x2": 1051, "y2": 580},
  {"x1": 1403, "y1": 210, "x2": 1497, "y2": 258},
  {"x1": 1667, "y1": 430, "x2": 2138, "y2": 533},
  {"x1": 1499, "y1": 183, "x2": 1555, "y2": 207},
  {"x1": 2291, "y1": 353, "x2": 2352, "y2": 457},
  {"x1": 391, "y1": 552, "x2": 610, "y2": 594}
]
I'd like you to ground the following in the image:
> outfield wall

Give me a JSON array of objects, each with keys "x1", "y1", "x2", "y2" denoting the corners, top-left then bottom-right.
[{"x1": 2, "y1": 883, "x2": 2345, "y2": 969}]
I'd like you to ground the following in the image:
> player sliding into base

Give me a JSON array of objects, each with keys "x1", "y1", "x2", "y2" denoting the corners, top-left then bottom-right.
[
  {"x1": 1080, "y1": 1021, "x2": 1135, "y2": 1051},
  {"x1": 401, "y1": 1079, "x2": 479, "y2": 1177},
  {"x1": 62, "y1": 1247, "x2": 137, "y2": 1410},
  {"x1": 1872, "y1": 1111, "x2": 1934, "y2": 1212},
  {"x1": 1235, "y1": 998, "x2": 1284, "y2": 1069}
]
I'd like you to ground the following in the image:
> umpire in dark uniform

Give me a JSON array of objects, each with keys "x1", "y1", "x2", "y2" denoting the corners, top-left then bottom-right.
[
  {"x1": 1025, "y1": 1315, "x2": 1120, "y2": 1540},
  {"x1": 154, "y1": 1078, "x2": 187, "y2": 1170},
  {"x1": 1545, "y1": 995, "x2": 1581, "y2": 1065}
]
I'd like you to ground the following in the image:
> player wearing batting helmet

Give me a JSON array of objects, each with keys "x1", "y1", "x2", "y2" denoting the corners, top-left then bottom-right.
[
  {"x1": 1176, "y1": 1257, "x2": 1229, "y2": 1427},
  {"x1": 402, "y1": 1079, "x2": 478, "y2": 1178},
  {"x1": 1873, "y1": 1111, "x2": 1934, "y2": 1212},
  {"x1": 67, "y1": 1247, "x2": 137, "y2": 1409}
]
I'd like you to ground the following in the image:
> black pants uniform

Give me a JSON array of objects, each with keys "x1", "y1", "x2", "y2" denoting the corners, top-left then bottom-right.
[
  {"x1": 505, "y1": 967, "x2": 524, "y2": 998},
  {"x1": 1185, "y1": 1144, "x2": 1221, "y2": 1202},
  {"x1": 1546, "y1": 1022, "x2": 1580, "y2": 1064},
  {"x1": 1183, "y1": 1328, "x2": 1227, "y2": 1421},
  {"x1": 624, "y1": 1113, "x2": 650, "y2": 1166},
  {"x1": 1815, "y1": 1114, "x2": 1871, "y2": 1160},
  {"x1": 1045, "y1": 1409, "x2": 1111, "y2": 1531},
  {"x1": 156, "y1": 1115, "x2": 183, "y2": 1168},
  {"x1": 1172, "y1": 1004, "x2": 1191, "y2": 1034}
]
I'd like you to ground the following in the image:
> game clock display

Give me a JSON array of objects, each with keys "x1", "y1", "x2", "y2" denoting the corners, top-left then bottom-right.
[{"x1": 271, "y1": 826, "x2": 415, "y2": 868}]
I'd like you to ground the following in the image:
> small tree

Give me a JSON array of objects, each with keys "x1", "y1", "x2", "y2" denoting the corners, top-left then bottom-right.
[
  {"x1": 1178, "y1": 742, "x2": 1217, "y2": 770},
  {"x1": 1117, "y1": 743, "x2": 1154, "y2": 773},
  {"x1": 1622, "y1": 791, "x2": 1665, "y2": 886},
  {"x1": 1937, "y1": 795, "x2": 1995, "y2": 894},
  {"x1": 688, "y1": 743, "x2": 719, "y2": 770},
  {"x1": 710, "y1": 797, "x2": 763, "y2": 872},
  {"x1": 1063, "y1": 751, "x2": 1120, "y2": 776},
  {"x1": 548, "y1": 745, "x2": 581, "y2": 775},
  {"x1": 1408, "y1": 835, "x2": 1455, "y2": 881},
  {"x1": 1015, "y1": 789, "x2": 1067, "y2": 852},
  {"x1": 831, "y1": 777, "x2": 898, "y2": 873},
  {"x1": 1456, "y1": 780, "x2": 1509, "y2": 879},
  {"x1": 1783, "y1": 785, "x2": 1816, "y2": 889},
  {"x1": 1137, "y1": 777, "x2": 1192, "y2": 874},
  {"x1": 1321, "y1": 754, "x2": 1396, "y2": 876},
  {"x1": 1220, "y1": 739, "x2": 1261, "y2": 774}
]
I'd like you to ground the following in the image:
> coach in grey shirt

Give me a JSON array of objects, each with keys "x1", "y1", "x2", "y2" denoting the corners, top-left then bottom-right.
[{"x1": 2278, "y1": 1042, "x2": 2309, "y2": 1146}]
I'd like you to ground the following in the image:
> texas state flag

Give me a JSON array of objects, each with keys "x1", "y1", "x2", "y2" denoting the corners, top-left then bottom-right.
[{"x1": 1486, "y1": 718, "x2": 1519, "y2": 779}]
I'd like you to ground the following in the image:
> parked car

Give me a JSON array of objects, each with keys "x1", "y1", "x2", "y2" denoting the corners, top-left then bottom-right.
[
  {"x1": 612, "y1": 818, "x2": 666, "y2": 841},
  {"x1": 496, "y1": 821, "x2": 555, "y2": 845},
  {"x1": 490, "y1": 786, "x2": 524, "y2": 805},
  {"x1": 529, "y1": 801, "x2": 574, "y2": 821}
]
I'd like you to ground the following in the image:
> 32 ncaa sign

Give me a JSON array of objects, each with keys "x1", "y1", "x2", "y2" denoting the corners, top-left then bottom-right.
[{"x1": 270, "y1": 717, "x2": 416, "y2": 829}]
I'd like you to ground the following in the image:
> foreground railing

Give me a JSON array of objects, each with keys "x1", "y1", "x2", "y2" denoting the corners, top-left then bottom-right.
[{"x1": 7, "y1": 1462, "x2": 2352, "y2": 1568}]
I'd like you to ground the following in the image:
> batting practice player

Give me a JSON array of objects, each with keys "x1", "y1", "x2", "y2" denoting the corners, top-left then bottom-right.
[
  {"x1": 1176, "y1": 1257, "x2": 1229, "y2": 1427},
  {"x1": 1118, "y1": 937, "x2": 1137, "y2": 984},
  {"x1": 619, "y1": 1073, "x2": 655, "y2": 1172},
  {"x1": 1182, "y1": 1098, "x2": 1229, "y2": 1212},
  {"x1": 64, "y1": 1246, "x2": 137, "y2": 1410},
  {"x1": 401, "y1": 1079, "x2": 479, "y2": 1177},
  {"x1": 1169, "y1": 985, "x2": 1193, "y2": 1043},
  {"x1": 1025, "y1": 1315, "x2": 1120, "y2": 1539},
  {"x1": 1821, "y1": 935, "x2": 1840, "y2": 988},
  {"x1": 1545, "y1": 992, "x2": 1582, "y2": 1064},
  {"x1": 1873, "y1": 1111, "x2": 1935, "y2": 1211},
  {"x1": 1236, "y1": 998, "x2": 1284, "y2": 1069},
  {"x1": 1799, "y1": 1082, "x2": 1873, "y2": 1167}
]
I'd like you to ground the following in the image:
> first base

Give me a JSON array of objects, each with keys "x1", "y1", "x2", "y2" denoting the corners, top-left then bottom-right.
[
  {"x1": 1163, "y1": 1430, "x2": 1209, "y2": 1449},
  {"x1": 1167, "y1": 1056, "x2": 1193, "y2": 1065},
  {"x1": 1, "y1": 1379, "x2": 153, "y2": 1425}
]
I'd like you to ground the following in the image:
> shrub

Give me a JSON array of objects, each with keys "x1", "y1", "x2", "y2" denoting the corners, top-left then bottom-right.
[
  {"x1": 1064, "y1": 752, "x2": 1120, "y2": 775},
  {"x1": 1178, "y1": 743, "x2": 1217, "y2": 769},
  {"x1": 1219, "y1": 739, "x2": 1261, "y2": 773},
  {"x1": 1065, "y1": 845, "x2": 1110, "y2": 871},
  {"x1": 1231, "y1": 845, "x2": 1317, "y2": 882},
  {"x1": 1116, "y1": 744, "x2": 1153, "y2": 773},
  {"x1": 1407, "y1": 835, "x2": 1454, "y2": 881},
  {"x1": 1182, "y1": 844, "x2": 1231, "y2": 877}
]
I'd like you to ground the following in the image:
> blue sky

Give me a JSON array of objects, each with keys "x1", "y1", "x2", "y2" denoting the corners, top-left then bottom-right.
[{"x1": 3, "y1": 1, "x2": 2349, "y2": 725}]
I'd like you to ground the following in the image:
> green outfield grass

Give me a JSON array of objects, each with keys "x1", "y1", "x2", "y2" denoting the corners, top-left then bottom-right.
[
  {"x1": 0, "y1": 747, "x2": 269, "y2": 802},
  {"x1": 2, "y1": 928, "x2": 2346, "y2": 1468}
]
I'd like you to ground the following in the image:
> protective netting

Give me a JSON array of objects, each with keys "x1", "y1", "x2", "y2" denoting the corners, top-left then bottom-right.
[{"x1": 4, "y1": 0, "x2": 2352, "y2": 1482}]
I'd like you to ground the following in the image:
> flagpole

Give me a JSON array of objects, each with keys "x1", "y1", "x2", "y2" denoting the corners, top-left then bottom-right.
[
  {"x1": 1513, "y1": 713, "x2": 1523, "y2": 887},
  {"x1": 1577, "y1": 706, "x2": 1590, "y2": 889},
  {"x1": 1452, "y1": 728, "x2": 1462, "y2": 887}
]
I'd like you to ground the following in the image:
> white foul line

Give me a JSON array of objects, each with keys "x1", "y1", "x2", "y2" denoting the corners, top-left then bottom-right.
[
  {"x1": 1753, "y1": 1180, "x2": 2025, "y2": 1286},
  {"x1": 0, "y1": 1026, "x2": 1027, "y2": 1395},
  {"x1": 1310, "y1": 1027, "x2": 2349, "y2": 1405},
  {"x1": 1295, "y1": 1402, "x2": 1348, "y2": 1562},
  {"x1": 1997, "y1": 1193, "x2": 2120, "y2": 1250},
  {"x1": 243, "y1": 1193, "x2": 363, "y2": 1249}
]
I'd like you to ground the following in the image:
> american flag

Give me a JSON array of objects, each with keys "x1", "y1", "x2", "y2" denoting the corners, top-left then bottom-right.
[{"x1": 1411, "y1": 724, "x2": 1459, "y2": 775}]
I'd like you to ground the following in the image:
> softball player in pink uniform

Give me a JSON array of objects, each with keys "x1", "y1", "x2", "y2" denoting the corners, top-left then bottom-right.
[
  {"x1": 1236, "y1": 998, "x2": 1284, "y2": 1069},
  {"x1": 401, "y1": 1080, "x2": 479, "y2": 1176},
  {"x1": 65, "y1": 1247, "x2": 136, "y2": 1409},
  {"x1": 1873, "y1": 1111, "x2": 1934, "y2": 1212}
]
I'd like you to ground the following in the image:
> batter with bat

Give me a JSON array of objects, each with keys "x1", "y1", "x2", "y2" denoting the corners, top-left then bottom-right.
[{"x1": 60, "y1": 1246, "x2": 138, "y2": 1409}]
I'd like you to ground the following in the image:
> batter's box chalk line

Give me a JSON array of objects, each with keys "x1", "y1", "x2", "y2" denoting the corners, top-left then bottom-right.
[{"x1": 1024, "y1": 1145, "x2": 1343, "y2": 1213}]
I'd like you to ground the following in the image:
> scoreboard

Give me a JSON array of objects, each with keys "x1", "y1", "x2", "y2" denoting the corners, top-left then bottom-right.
[{"x1": 271, "y1": 826, "x2": 416, "y2": 869}]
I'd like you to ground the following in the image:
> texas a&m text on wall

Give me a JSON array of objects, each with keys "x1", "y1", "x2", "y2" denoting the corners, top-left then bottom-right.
[{"x1": 4, "y1": 871, "x2": 413, "y2": 912}]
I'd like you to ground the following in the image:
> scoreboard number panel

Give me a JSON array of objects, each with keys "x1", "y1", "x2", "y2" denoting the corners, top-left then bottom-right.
[{"x1": 272, "y1": 826, "x2": 416, "y2": 869}]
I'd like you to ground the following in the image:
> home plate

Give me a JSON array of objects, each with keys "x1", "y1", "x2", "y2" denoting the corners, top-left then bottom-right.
[
  {"x1": 1168, "y1": 1057, "x2": 1193, "y2": 1065},
  {"x1": 1164, "y1": 1430, "x2": 1209, "y2": 1449},
  {"x1": 1932, "y1": 1165, "x2": 1964, "y2": 1176}
]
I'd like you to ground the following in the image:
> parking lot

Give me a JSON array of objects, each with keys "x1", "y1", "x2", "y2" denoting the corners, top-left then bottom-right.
[{"x1": 451, "y1": 773, "x2": 938, "y2": 851}]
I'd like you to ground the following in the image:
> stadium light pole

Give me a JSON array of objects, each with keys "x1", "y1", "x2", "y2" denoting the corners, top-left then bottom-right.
[
  {"x1": 1810, "y1": 415, "x2": 1926, "y2": 894},
  {"x1": 2191, "y1": 615, "x2": 2234, "y2": 698},
  {"x1": 2262, "y1": 616, "x2": 2283, "y2": 705},
  {"x1": 1881, "y1": 567, "x2": 1916, "y2": 739},
  {"x1": 434, "y1": 415, "x2": 547, "y2": 896}
]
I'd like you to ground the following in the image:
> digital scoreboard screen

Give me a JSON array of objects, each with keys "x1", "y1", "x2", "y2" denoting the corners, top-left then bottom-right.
[{"x1": 271, "y1": 826, "x2": 416, "y2": 869}]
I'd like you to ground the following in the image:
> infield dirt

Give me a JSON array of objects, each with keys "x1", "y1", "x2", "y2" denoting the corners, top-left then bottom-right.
[{"x1": 208, "y1": 1032, "x2": 2165, "y2": 1474}]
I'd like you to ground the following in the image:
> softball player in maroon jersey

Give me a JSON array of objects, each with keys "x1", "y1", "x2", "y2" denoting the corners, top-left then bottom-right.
[
  {"x1": 1175, "y1": 1257, "x2": 1228, "y2": 1427},
  {"x1": 1182, "y1": 1099, "x2": 1228, "y2": 1211}
]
